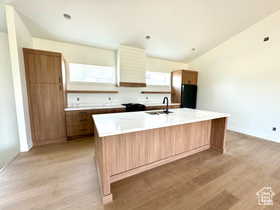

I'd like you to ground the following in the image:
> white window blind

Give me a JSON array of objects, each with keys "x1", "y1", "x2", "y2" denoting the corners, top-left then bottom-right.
[
  {"x1": 69, "y1": 63, "x2": 115, "y2": 84},
  {"x1": 145, "y1": 71, "x2": 170, "y2": 86}
]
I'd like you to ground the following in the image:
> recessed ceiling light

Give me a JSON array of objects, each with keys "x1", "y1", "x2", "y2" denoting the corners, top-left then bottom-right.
[
  {"x1": 63, "y1": 13, "x2": 71, "y2": 20},
  {"x1": 264, "y1": 36, "x2": 269, "y2": 42},
  {"x1": 145, "y1": 35, "x2": 151, "y2": 40}
]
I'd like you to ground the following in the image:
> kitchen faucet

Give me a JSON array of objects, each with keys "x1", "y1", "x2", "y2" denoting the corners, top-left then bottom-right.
[{"x1": 163, "y1": 97, "x2": 169, "y2": 114}]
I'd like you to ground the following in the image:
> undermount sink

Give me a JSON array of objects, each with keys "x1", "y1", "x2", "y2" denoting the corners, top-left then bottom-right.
[{"x1": 146, "y1": 111, "x2": 173, "y2": 115}]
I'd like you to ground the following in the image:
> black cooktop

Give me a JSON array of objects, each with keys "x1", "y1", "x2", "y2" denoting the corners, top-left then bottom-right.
[{"x1": 122, "y1": 103, "x2": 146, "y2": 112}]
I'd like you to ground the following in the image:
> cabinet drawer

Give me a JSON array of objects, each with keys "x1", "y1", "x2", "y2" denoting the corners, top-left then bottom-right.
[
  {"x1": 65, "y1": 108, "x2": 125, "y2": 139},
  {"x1": 66, "y1": 111, "x2": 91, "y2": 125},
  {"x1": 66, "y1": 124, "x2": 92, "y2": 137}
]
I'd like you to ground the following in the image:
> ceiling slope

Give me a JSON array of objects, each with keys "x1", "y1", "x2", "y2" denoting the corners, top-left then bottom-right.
[{"x1": 7, "y1": 0, "x2": 280, "y2": 62}]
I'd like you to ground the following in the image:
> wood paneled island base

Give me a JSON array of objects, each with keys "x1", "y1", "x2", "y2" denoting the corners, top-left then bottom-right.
[{"x1": 94, "y1": 115, "x2": 228, "y2": 204}]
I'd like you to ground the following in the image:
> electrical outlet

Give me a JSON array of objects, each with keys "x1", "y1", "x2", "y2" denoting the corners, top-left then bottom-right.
[{"x1": 75, "y1": 96, "x2": 80, "y2": 107}]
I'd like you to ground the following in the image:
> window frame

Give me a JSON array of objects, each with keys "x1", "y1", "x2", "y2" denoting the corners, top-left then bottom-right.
[
  {"x1": 66, "y1": 62, "x2": 116, "y2": 86},
  {"x1": 145, "y1": 71, "x2": 171, "y2": 87}
]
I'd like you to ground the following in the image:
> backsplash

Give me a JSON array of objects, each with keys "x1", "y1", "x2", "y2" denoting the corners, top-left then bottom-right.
[{"x1": 67, "y1": 87, "x2": 171, "y2": 107}]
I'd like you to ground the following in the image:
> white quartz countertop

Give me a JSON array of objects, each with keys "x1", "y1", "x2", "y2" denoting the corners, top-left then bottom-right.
[
  {"x1": 64, "y1": 104, "x2": 124, "y2": 111},
  {"x1": 64, "y1": 103, "x2": 180, "y2": 111},
  {"x1": 93, "y1": 108, "x2": 230, "y2": 137}
]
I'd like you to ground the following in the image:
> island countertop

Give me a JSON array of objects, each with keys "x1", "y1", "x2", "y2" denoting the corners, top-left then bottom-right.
[{"x1": 93, "y1": 108, "x2": 230, "y2": 137}]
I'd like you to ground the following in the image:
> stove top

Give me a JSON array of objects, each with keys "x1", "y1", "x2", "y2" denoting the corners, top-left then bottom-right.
[{"x1": 122, "y1": 103, "x2": 146, "y2": 112}]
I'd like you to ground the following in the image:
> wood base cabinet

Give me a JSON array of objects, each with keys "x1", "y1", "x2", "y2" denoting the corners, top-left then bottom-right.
[
  {"x1": 145, "y1": 104, "x2": 180, "y2": 111},
  {"x1": 65, "y1": 108, "x2": 126, "y2": 139},
  {"x1": 65, "y1": 105, "x2": 180, "y2": 139},
  {"x1": 95, "y1": 117, "x2": 227, "y2": 203}
]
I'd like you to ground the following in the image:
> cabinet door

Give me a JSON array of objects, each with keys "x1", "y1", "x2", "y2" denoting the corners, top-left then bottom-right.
[
  {"x1": 25, "y1": 50, "x2": 62, "y2": 84},
  {"x1": 66, "y1": 111, "x2": 90, "y2": 126},
  {"x1": 182, "y1": 71, "x2": 198, "y2": 85},
  {"x1": 174, "y1": 121, "x2": 211, "y2": 155},
  {"x1": 24, "y1": 49, "x2": 66, "y2": 146},
  {"x1": 188, "y1": 120, "x2": 211, "y2": 150},
  {"x1": 29, "y1": 84, "x2": 66, "y2": 145},
  {"x1": 66, "y1": 111, "x2": 92, "y2": 138},
  {"x1": 171, "y1": 71, "x2": 182, "y2": 103}
]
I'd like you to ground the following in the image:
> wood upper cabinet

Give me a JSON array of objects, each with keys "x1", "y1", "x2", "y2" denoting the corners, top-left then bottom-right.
[
  {"x1": 23, "y1": 48, "x2": 66, "y2": 146},
  {"x1": 171, "y1": 71, "x2": 182, "y2": 104},
  {"x1": 171, "y1": 70, "x2": 198, "y2": 104},
  {"x1": 181, "y1": 71, "x2": 198, "y2": 85}
]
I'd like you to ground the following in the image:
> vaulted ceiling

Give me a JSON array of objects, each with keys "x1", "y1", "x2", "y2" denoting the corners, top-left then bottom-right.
[{"x1": 4, "y1": 0, "x2": 280, "y2": 61}]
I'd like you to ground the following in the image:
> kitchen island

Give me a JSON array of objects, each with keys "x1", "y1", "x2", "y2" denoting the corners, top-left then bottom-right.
[{"x1": 93, "y1": 108, "x2": 229, "y2": 203}]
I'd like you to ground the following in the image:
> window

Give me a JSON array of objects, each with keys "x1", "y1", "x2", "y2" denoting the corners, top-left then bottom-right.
[
  {"x1": 145, "y1": 71, "x2": 170, "y2": 86},
  {"x1": 69, "y1": 63, "x2": 115, "y2": 84}
]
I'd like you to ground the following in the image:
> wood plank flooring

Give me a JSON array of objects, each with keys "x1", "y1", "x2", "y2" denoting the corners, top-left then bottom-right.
[{"x1": 1, "y1": 132, "x2": 280, "y2": 210}]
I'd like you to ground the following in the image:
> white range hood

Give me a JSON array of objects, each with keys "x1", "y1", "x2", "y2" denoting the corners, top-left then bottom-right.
[{"x1": 117, "y1": 45, "x2": 146, "y2": 87}]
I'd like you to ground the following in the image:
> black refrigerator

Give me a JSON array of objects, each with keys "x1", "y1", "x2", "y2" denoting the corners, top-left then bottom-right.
[{"x1": 181, "y1": 84, "x2": 197, "y2": 109}]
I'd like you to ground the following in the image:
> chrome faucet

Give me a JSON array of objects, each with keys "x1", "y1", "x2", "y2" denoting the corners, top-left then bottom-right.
[{"x1": 163, "y1": 97, "x2": 169, "y2": 114}]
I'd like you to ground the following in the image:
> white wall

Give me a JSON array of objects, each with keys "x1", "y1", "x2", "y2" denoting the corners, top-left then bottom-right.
[
  {"x1": 147, "y1": 57, "x2": 189, "y2": 73},
  {"x1": 33, "y1": 38, "x2": 189, "y2": 106},
  {"x1": 190, "y1": 10, "x2": 280, "y2": 142},
  {"x1": 32, "y1": 37, "x2": 189, "y2": 73},
  {"x1": 32, "y1": 38, "x2": 115, "y2": 66},
  {"x1": 0, "y1": 32, "x2": 20, "y2": 169},
  {"x1": 67, "y1": 87, "x2": 173, "y2": 107},
  {"x1": 5, "y1": 5, "x2": 33, "y2": 151}
]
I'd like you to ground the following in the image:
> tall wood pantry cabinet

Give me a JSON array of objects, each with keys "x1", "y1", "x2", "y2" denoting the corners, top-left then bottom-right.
[
  {"x1": 23, "y1": 48, "x2": 66, "y2": 146},
  {"x1": 171, "y1": 70, "x2": 198, "y2": 104}
]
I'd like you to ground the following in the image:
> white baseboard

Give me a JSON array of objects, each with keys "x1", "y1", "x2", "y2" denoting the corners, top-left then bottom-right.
[
  {"x1": 27, "y1": 143, "x2": 33, "y2": 151},
  {"x1": 227, "y1": 128, "x2": 280, "y2": 143},
  {"x1": 20, "y1": 143, "x2": 33, "y2": 152}
]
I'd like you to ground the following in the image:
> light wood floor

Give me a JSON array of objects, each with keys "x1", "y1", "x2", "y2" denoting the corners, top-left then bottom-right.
[{"x1": 1, "y1": 132, "x2": 280, "y2": 210}]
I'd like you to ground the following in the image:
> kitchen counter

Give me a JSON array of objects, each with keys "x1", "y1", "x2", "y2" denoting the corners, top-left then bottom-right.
[
  {"x1": 65, "y1": 103, "x2": 181, "y2": 139},
  {"x1": 93, "y1": 107, "x2": 229, "y2": 203},
  {"x1": 64, "y1": 104, "x2": 124, "y2": 111},
  {"x1": 93, "y1": 108, "x2": 229, "y2": 137},
  {"x1": 64, "y1": 103, "x2": 180, "y2": 111}
]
